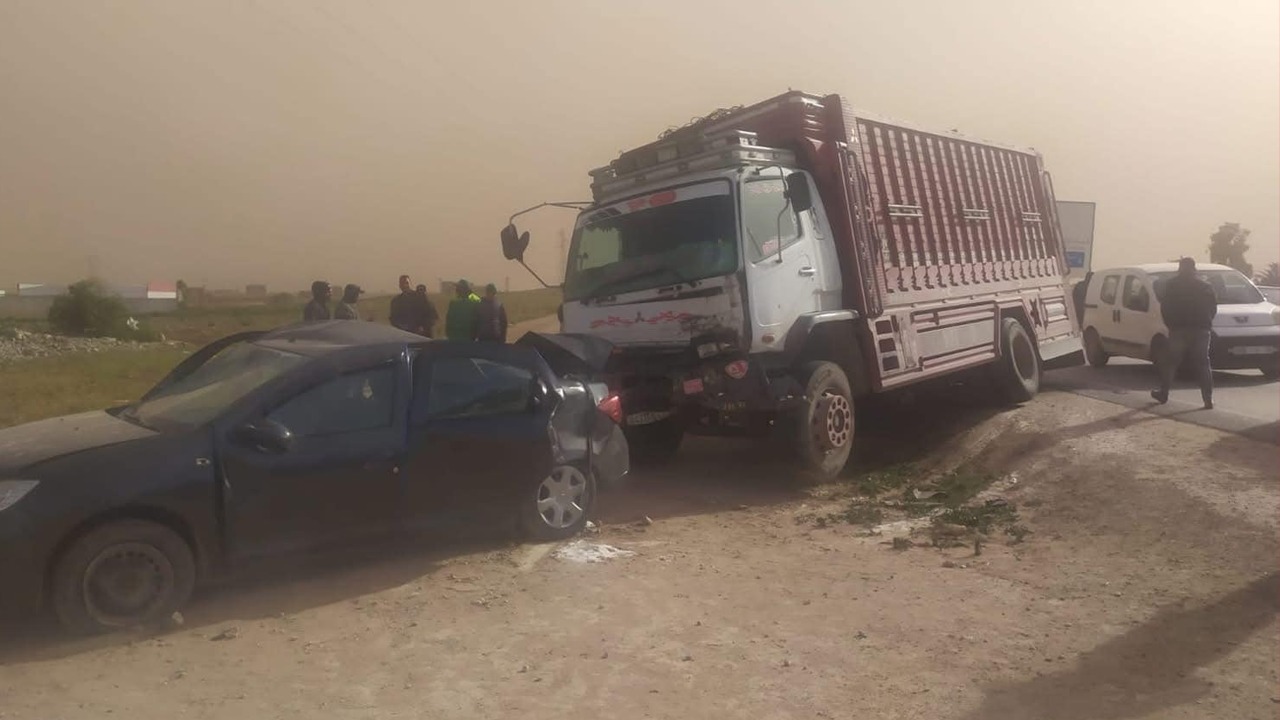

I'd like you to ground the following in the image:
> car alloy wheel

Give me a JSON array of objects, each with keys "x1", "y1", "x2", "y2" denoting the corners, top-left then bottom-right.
[{"x1": 535, "y1": 465, "x2": 589, "y2": 530}]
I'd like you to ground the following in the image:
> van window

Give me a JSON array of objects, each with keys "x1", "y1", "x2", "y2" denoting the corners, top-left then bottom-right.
[
  {"x1": 1122, "y1": 276, "x2": 1150, "y2": 312},
  {"x1": 1099, "y1": 275, "x2": 1120, "y2": 305}
]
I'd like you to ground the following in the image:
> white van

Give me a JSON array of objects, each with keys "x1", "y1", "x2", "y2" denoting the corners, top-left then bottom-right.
[{"x1": 1081, "y1": 262, "x2": 1280, "y2": 378}]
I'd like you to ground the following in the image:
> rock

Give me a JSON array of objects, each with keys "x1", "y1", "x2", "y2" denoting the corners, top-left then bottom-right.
[
  {"x1": 942, "y1": 560, "x2": 957, "y2": 568},
  {"x1": 892, "y1": 537, "x2": 912, "y2": 551},
  {"x1": 168, "y1": 611, "x2": 185, "y2": 627},
  {"x1": 782, "y1": 659, "x2": 792, "y2": 668},
  {"x1": 681, "y1": 654, "x2": 693, "y2": 662},
  {"x1": 209, "y1": 627, "x2": 239, "y2": 641},
  {"x1": 642, "y1": 516, "x2": 654, "y2": 526},
  {"x1": 518, "y1": 664, "x2": 529, "y2": 674}
]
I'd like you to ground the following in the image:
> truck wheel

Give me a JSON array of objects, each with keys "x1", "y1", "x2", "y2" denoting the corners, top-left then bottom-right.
[
  {"x1": 786, "y1": 361, "x2": 854, "y2": 484},
  {"x1": 623, "y1": 417, "x2": 684, "y2": 467},
  {"x1": 992, "y1": 317, "x2": 1041, "y2": 404},
  {"x1": 1084, "y1": 327, "x2": 1109, "y2": 367},
  {"x1": 51, "y1": 519, "x2": 196, "y2": 635}
]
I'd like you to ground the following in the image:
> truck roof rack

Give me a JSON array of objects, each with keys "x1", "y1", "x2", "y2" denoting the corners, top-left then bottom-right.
[{"x1": 589, "y1": 129, "x2": 796, "y2": 202}]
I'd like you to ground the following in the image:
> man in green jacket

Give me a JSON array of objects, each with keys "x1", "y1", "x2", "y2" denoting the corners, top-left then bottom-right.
[{"x1": 445, "y1": 279, "x2": 481, "y2": 340}]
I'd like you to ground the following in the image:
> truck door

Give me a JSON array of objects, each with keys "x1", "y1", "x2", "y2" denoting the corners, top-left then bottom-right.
[{"x1": 743, "y1": 172, "x2": 823, "y2": 350}]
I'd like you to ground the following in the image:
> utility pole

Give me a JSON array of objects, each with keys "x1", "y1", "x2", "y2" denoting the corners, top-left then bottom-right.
[{"x1": 558, "y1": 229, "x2": 568, "y2": 283}]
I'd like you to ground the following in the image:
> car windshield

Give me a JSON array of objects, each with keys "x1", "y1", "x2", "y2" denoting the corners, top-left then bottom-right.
[
  {"x1": 563, "y1": 181, "x2": 736, "y2": 301},
  {"x1": 1151, "y1": 269, "x2": 1263, "y2": 305},
  {"x1": 123, "y1": 342, "x2": 307, "y2": 431}
]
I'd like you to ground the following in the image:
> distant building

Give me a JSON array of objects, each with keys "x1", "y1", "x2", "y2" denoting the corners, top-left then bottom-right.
[
  {"x1": 146, "y1": 281, "x2": 178, "y2": 300},
  {"x1": 245, "y1": 284, "x2": 268, "y2": 300},
  {"x1": 17, "y1": 283, "x2": 63, "y2": 297}
]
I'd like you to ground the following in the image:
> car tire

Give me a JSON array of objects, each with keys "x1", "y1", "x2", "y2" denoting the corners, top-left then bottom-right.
[
  {"x1": 785, "y1": 361, "x2": 855, "y2": 485},
  {"x1": 991, "y1": 317, "x2": 1041, "y2": 404},
  {"x1": 623, "y1": 417, "x2": 683, "y2": 467},
  {"x1": 51, "y1": 519, "x2": 196, "y2": 635},
  {"x1": 1084, "y1": 327, "x2": 1109, "y2": 367},
  {"x1": 520, "y1": 465, "x2": 596, "y2": 542}
]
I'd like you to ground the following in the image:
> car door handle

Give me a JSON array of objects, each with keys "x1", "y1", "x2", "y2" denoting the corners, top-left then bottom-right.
[{"x1": 798, "y1": 266, "x2": 817, "y2": 277}]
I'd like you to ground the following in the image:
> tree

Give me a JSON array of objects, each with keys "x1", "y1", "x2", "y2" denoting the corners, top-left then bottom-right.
[
  {"x1": 1207, "y1": 223, "x2": 1252, "y2": 277},
  {"x1": 176, "y1": 279, "x2": 189, "y2": 306},
  {"x1": 1256, "y1": 262, "x2": 1280, "y2": 287}
]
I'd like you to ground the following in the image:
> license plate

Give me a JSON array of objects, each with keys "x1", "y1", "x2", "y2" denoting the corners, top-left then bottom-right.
[
  {"x1": 1228, "y1": 346, "x2": 1277, "y2": 355},
  {"x1": 625, "y1": 410, "x2": 673, "y2": 427},
  {"x1": 682, "y1": 378, "x2": 704, "y2": 395}
]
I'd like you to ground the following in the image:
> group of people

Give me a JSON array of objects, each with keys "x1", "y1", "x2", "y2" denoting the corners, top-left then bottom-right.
[{"x1": 302, "y1": 276, "x2": 508, "y2": 342}]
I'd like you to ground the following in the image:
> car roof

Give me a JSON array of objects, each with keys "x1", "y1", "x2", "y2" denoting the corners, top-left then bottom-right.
[
  {"x1": 253, "y1": 321, "x2": 429, "y2": 357},
  {"x1": 1095, "y1": 262, "x2": 1236, "y2": 275}
]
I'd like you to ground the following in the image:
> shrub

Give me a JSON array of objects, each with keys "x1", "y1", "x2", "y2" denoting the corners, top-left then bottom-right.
[{"x1": 47, "y1": 280, "x2": 159, "y2": 341}]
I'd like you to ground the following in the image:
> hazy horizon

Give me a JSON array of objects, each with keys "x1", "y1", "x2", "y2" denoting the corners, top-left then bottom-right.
[{"x1": 2, "y1": 0, "x2": 1277, "y2": 294}]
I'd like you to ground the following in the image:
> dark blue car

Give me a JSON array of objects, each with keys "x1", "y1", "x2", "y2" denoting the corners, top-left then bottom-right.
[{"x1": 0, "y1": 322, "x2": 627, "y2": 633}]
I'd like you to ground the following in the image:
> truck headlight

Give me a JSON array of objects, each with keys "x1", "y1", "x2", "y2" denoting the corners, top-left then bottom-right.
[{"x1": 0, "y1": 480, "x2": 39, "y2": 512}]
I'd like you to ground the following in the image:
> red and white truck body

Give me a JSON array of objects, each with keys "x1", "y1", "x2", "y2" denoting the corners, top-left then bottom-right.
[{"x1": 502, "y1": 90, "x2": 1080, "y2": 478}]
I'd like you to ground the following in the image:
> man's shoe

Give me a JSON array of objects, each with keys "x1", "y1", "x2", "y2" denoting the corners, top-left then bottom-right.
[
  {"x1": 1203, "y1": 399, "x2": 1214, "y2": 410},
  {"x1": 1151, "y1": 390, "x2": 1169, "y2": 404}
]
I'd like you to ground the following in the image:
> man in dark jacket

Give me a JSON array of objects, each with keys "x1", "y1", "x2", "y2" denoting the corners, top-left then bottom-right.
[
  {"x1": 334, "y1": 284, "x2": 363, "y2": 320},
  {"x1": 1071, "y1": 272, "x2": 1093, "y2": 330},
  {"x1": 475, "y1": 283, "x2": 509, "y2": 343},
  {"x1": 303, "y1": 281, "x2": 332, "y2": 321},
  {"x1": 415, "y1": 284, "x2": 438, "y2": 338},
  {"x1": 1152, "y1": 258, "x2": 1218, "y2": 408},
  {"x1": 390, "y1": 275, "x2": 432, "y2": 334}
]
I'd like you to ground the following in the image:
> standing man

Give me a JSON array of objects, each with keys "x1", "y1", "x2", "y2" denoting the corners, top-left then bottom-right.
[
  {"x1": 445, "y1": 280, "x2": 481, "y2": 340},
  {"x1": 476, "y1": 283, "x2": 509, "y2": 343},
  {"x1": 415, "y1": 284, "x2": 438, "y2": 338},
  {"x1": 390, "y1": 275, "x2": 427, "y2": 334},
  {"x1": 334, "y1": 283, "x2": 363, "y2": 320},
  {"x1": 1152, "y1": 258, "x2": 1218, "y2": 409},
  {"x1": 303, "y1": 281, "x2": 332, "y2": 321}
]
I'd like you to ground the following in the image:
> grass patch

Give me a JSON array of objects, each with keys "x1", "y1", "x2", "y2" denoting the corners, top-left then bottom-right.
[
  {"x1": 0, "y1": 346, "x2": 189, "y2": 428},
  {"x1": 934, "y1": 500, "x2": 1018, "y2": 535}
]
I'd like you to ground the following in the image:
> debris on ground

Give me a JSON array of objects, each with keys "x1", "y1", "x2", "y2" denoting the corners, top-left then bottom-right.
[
  {"x1": 554, "y1": 541, "x2": 636, "y2": 564},
  {"x1": 209, "y1": 627, "x2": 240, "y2": 641}
]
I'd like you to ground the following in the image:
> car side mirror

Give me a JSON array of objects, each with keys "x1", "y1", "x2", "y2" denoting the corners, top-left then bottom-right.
[
  {"x1": 235, "y1": 418, "x2": 293, "y2": 454},
  {"x1": 501, "y1": 224, "x2": 530, "y2": 262},
  {"x1": 786, "y1": 172, "x2": 813, "y2": 213}
]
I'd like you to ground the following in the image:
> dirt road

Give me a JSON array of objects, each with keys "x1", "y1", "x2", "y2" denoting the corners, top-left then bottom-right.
[{"x1": 1, "y1": 389, "x2": 1276, "y2": 719}]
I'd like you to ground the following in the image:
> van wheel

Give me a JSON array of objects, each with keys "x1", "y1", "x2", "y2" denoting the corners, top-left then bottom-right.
[
  {"x1": 51, "y1": 519, "x2": 196, "y2": 635},
  {"x1": 992, "y1": 318, "x2": 1041, "y2": 404},
  {"x1": 785, "y1": 361, "x2": 854, "y2": 485},
  {"x1": 624, "y1": 417, "x2": 683, "y2": 466},
  {"x1": 1084, "y1": 327, "x2": 1109, "y2": 367}
]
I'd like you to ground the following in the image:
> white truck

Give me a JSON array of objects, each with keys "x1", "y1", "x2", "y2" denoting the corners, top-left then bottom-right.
[{"x1": 501, "y1": 91, "x2": 1080, "y2": 480}]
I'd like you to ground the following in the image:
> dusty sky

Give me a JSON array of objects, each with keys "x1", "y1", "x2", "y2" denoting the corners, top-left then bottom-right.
[{"x1": 1, "y1": 0, "x2": 1276, "y2": 293}]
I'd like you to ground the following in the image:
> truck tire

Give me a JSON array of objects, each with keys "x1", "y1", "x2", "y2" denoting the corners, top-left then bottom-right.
[
  {"x1": 51, "y1": 519, "x2": 196, "y2": 635},
  {"x1": 624, "y1": 417, "x2": 684, "y2": 467},
  {"x1": 785, "y1": 361, "x2": 855, "y2": 484},
  {"x1": 1084, "y1": 327, "x2": 1109, "y2": 367},
  {"x1": 992, "y1": 317, "x2": 1041, "y2": 404}
]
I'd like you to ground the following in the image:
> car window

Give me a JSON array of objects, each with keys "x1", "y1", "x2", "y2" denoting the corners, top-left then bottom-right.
[
  {"x1": 423, "y1": 356, "x2": 534, "y2": 419},
  {"x1": 268, "y1": 365, "x2": 396, "y2": 437},
  {"x1": 743, "y1": 177, "x2": 802, "y2": 263},
  {"x1": 1099, "y1": 275, "x2": 1120, "y2": 305},
  {"x1": 1122, "y1": 275, "x2": 1150, "y2": 312}
]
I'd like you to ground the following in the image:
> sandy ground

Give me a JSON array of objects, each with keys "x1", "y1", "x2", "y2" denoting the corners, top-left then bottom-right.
[{"x1": 0, "y1": 388, "x2": 1276, "y2": 720}]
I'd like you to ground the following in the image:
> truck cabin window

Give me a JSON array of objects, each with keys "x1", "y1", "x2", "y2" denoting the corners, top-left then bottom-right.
[
  {"x1": 564, "y1": 183, "x2": 736, "y2": 301},
  {"x1": 743, "y1": 178, "x2": 802, "y2": 263}
]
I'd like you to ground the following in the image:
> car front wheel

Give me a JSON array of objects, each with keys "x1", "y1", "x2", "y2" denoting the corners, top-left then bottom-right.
[
  {"x1": 520, "y1": 465, "x2": 596, "y2": 542},
  {"x1": 51, "y1": 519, "x2": 196, "y2": 635}
]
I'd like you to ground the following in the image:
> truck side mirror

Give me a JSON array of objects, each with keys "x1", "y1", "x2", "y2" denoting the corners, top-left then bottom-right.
[
  {"x1": 786, "y1": 172, "x2": 813, "y2": 213},
  {"x1": 501, "y1": 224, "x2": 530, "y2": 262}
]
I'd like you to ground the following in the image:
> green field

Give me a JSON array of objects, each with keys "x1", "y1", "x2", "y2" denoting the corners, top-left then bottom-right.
[{"x1": 0, "y1": 287, "x2": 562, "y2": 429}]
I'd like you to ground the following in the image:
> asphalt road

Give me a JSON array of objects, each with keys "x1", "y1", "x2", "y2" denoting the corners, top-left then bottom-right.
[{"x1": 1046, "y1": 357, "x2": 1279, "y2": 444}]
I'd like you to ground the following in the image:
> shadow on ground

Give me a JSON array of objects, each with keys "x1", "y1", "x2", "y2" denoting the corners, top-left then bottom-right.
[{"x1": 961, "y1": 572, "x2": 1280, "y2": 720}]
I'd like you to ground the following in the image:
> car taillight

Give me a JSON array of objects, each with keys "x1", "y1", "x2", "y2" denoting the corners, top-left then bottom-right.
[
  {"x1": 597, "y1": 394, "x2": 623, "y2": 424},
  {"x1": 724, "y1": 359, "x2": 749, "y2": 380}
]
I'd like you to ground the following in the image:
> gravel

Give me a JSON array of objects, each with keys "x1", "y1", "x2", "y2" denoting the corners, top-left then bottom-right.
[{"x1": 0, "y1": 327, "x2": 179, "y2": 363}]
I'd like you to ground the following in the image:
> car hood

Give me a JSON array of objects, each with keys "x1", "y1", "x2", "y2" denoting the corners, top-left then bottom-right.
[
  {"x1": 1213, "y1": 303, "x2": 1278, "y2": 329},
  {"x1": 0, "y1": 410, "x2": 157, "y2": 476}
]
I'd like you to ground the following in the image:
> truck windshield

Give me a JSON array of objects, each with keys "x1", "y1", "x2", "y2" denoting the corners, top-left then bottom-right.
[
  {"x1": 564, "y1": 182, "x2": 736, "y2": 301},
  {"x1": 1151, "y1": 269, "x2": 1263, "y2": 305}
]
